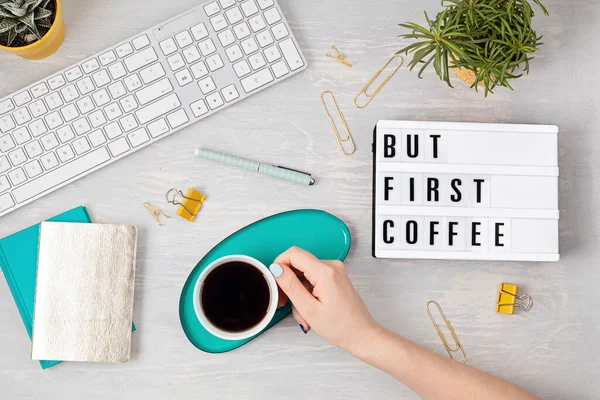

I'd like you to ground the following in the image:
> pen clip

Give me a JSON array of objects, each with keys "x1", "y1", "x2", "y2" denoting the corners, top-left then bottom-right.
[{"x1": 276, "y1": 166, "x2": 316, "y2": 185}]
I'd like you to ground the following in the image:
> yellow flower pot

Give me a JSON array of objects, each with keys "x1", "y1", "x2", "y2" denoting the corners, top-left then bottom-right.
[{"x1": 0, "y1": 0, "x2": 64, "y2": 60}]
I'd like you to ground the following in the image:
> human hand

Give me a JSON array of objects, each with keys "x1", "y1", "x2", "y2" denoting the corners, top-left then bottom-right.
[{"x1": 269, "y1": 247, "x2": 381, "y2": 356}]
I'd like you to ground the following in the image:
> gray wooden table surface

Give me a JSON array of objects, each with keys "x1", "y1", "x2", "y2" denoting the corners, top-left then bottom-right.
[{"x1": 1, "y1": 0, "x2": 598, "y2": 399}]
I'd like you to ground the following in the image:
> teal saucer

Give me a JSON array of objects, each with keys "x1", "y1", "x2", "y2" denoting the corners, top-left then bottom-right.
[{"x1": 179, "y1": 209, "x2": 351, "y2": 353}]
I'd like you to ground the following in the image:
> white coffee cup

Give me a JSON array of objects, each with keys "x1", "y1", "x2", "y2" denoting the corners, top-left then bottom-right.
[{"x1": 193, "y1": 255, "x2": 279, "y2": 341}]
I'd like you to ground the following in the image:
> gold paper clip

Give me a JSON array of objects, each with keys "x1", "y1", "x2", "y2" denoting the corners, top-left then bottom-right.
[
  {"x1": 354, "y1": 54, "x2": 404, "y2": 109},
  {"x1": 166, "y1": 188, "x2": 206, "y2": 222},
  {"x1": 320, "y1": 91, "x2": 356, "y2": 156},
  {"x1": 426, "y1": 301, "x2": 467, "y2": 363},
  {"x1": 143, "y1": 202, "x2": 170, "y2": 226},
  {"x1": 496, "y1": 283, "x2": 533, "y2": 315},
  {"x1": 326, "y1": 45, "x2": 353, "y2": 68}
]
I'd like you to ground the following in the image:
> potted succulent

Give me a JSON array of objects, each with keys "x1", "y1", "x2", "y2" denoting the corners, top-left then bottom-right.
[
  {"x1": 0, "y1": 0, "x2": 64, "y2": 60},
  {"x1": 398, "y1": 0, "x2": 548, "y2": 96}
]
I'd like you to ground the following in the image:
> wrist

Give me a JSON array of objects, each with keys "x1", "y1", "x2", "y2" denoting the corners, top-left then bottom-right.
[{"x1": 346, "y1": 321, "x2": 386, "y2": 362}]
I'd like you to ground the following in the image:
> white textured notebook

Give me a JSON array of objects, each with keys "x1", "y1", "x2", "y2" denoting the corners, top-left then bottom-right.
[{"x1": 31, "y1": 222, "x2": 138, "y2": 363}]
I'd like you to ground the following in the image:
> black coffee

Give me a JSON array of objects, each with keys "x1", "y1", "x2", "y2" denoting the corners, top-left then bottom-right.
[{"x1": 201, "y1": 261, "x2": 270, "y2": 333}]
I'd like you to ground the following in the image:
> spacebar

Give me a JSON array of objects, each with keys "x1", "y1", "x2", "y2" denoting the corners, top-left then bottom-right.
[{"x1": 13, "y1": 148, "x2": 111, "y2": 203}]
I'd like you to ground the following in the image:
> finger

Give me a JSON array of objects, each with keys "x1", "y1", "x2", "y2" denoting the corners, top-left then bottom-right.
[
  {"x1": 277, "y1": 287, "x2": 288, "y2": 308},
  {"x1": 274, "y1": 247, "x2": 326, "y2": 284},
  {"x1": 269, "y1": 263, "x2": 319, "y2": 319},
  {"x1": 292, "y1": 305, "x2": 310, "y2": 334}
]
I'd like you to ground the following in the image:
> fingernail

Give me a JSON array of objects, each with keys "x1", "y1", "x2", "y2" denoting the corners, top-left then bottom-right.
[
  {"x1": 299, "y1": 324, "x2": 308, "y2": 334},
  {"x1": 269, "y1": 263, "x2": 284, "y2": 278}
]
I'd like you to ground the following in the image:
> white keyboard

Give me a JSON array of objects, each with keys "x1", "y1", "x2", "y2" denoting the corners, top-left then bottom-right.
[{"x1": 0, "y1": 0, "x2": 306, "y2": 218}]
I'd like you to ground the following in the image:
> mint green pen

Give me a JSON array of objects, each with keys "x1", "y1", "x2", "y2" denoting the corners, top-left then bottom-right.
[{"x1": 194, "y1": 149, "x2": 316, "y2": 186}]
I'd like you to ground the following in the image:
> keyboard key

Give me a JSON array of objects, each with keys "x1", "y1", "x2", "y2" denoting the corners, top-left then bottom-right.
[
  {"x1": 175, "y1": 30, "x2": 194, "y2": 48},
  {"x1": 0, "y1": 156, "x2": 10, "y2": 173},
  {"x1": 60, "y1": 84, "x2": 79, "y2": 102},
  {"x1": 167, "y1": 53, "x2": 185, "y2": 71},
  {"x1": 199, "y1": 38, "x2": 217, "y2": 56},
  {"x1": 272, "y1": 60, "x2": 289, "y2": 78},
  {"x1": 120, "y1": 95, "x2": 138, "y2": 113},
  {"x1": 108, "y1": 81, "x2": 127, "y2": 99},
  {"x1": 257, "y1": 30, "x2": 274, "y2": 47},
  {"x1": 175, "y1": 69, "x2": 193, "y2": 87},
  {"x1": 191, "y1": 61, "x2": 209, "y2": 79},
  {"x1": 221, "y1": 84, "x2": 240, "y2": 102},
  {"x1": 104, "y1": 102, "x2": 123, "y2": 120},
  {"x1": 57, "y1": 125, "x2": 75, "y2": 143},
  {"x1": 233, "y1": 60, "x2": 251, "y2": 77},
  {"x1": 190, "y1": 99, "x2": 209, "y2": 117},
  {"x1": 191, "y1": 23, "x2": 209, "y2": 40},
  {"x1": 0, "y1": 115, "x2": 15, "y2": 133},
  {"x1": 264, "y1": 7, "x2": 281, "y2": 24},
  {"x1": 65, "y1": 67, "x2": 83, "y2": 82},
  {"x1": 0, "y1": 134, "x2": 15, "y2": 152},
  {"x1": 240, "y1": 68, "x2": 274, "y2": 93},
  {"x1": 14, "y1": 107, "x2": 32, "y2": 125},
  {"x1": 0, "y1": 193, "x2": 15, "y2": 212},
  {"x1": 89, "y1": 130, "x2": 107, "y2": 147},
  {"x1": 249, "y1": 15, "x2": 266, "y2": 32},
  {"x1": 225, "y1": 44, "x2": 243, "y2": 62},
  {"x1": 225, "y1": 7, "x2": 243, "y2": 24},
  {"x1": 241, "y1": 37, "x2": 259, "y2": 54},
  {"x1": 136, "y1": 78, "x2": 174, "y2": 105},
  {"x1": 206, "y1": 54, "x2": 224, "y2": 71},
  {"x1": 104, "y1": 122, "x2": 123, "y2": 139},
  {"x1": 109, "y1": 62, "x2": 127, "y2": 79},
  {"x1": 272, "y1": 22, "x2": 289, "y2": 40},
  {"x1": 57, "y1": 144, "x2": 75, "y2": 162},
  {"x1": 8, "y1": 148, "x2": 27, "y2": 166},
  {"x1": 0, "y1": 175, "x2": 10, "y2": 193},
  {"x1": 40, "y1": 152, "x2": 59, "y2": 170},
  {"x1": 13, "y1": 127, "x2": 31, "y2": 145},
  {"x1": 264, "y1": 44, "x2": 282, "y2": 62},
  {"x1": 0, "y1": 99, "x2": 14, "y2": 114},
  {"x1": 218, "y1": 29, "x2": 235, "y2": 47},
  {"x1": 25, "y1": 140, "x2": 43, "y2": 157},
  {"x1": 210, "y1": 14, "x2": 228, "y2": 32},
  {"x1": 140, "y1": 63, "x2": 166, "y2": 84},
  {"x1": 127, "y1": 127, "x2": 150, "y2": 147},
  {"x1": 99, "y1": 50, "x2": 117, "y2": 66},
  {"x1": 219, "y1": 0, "x2": 236, "y2": 9},
  {"x1": 159, "y1": 38, "x2": 178, "y2": 56},
  {"x1": 257, "y1": 0, "x2": 274, "y2": 9},
  {"x1": 92, "y1": 70, "x2": 111, "y2": 87},
  {"x1": 13, "y1": 148, "x2": 111, "y2": 204},
  {"x1": 73, "y1": 117, "x2": 92, "y2": 135},
  {"x1": 31, "y1": 83, "x2": 49, "y2": 99},
  {"x1": 206, "y1": 92, "x2": 224, "y2": 110},
  {"x1": 108, "y1": 137, "x2": 130, "y2": 157},
  {"x1": 135, "y1": 93, "x2": 181, "y2": 125},
  {"x1": 44, "y1": 111, "x2": 63, "y2": 130},
  {"x1": 204, "y1": 2, "x2": 220, "y2": 16},
  {"x1": 8, "y1": 168, "x2": 26, "y2": 185},
  {"x1": 77, "y1": 96, "x2": 94, "y2": 114},
  {"x1": 279, "y1": 38, "x2": 304, "y2": 70},
  {"x1": 198, "y1": 77, "x2": 217, "y2": 94},
  {"x1": 120, "y1": 115, "x2": 138, "y2": 132},
  {"x1": 29, "y1": 100, "x2": 47, "y2": 118},
  {"x1": 249, "y1": 53, "x2": 266, "y2": 70},
  {"x1": 233, "y1": 22, "x2": 251, "y2": 39},
  {"x1": 166, "y1": 109, "x2": 189, "y2": 128},
  {"x1": 61, "y1": 103, "x2": 80, "y2": 122},
  {"x1": 183, "y1": 46, "x2": 201, "y2": 64},
  {"x1": 24, "y1": 160, "x2": 43, "y2": 178},
  {"x1": 88, "y1": 110, "x2": 107, "y2": 128},
  {"x1": 124, "y1": 74, "x2": 143, "y2": 92},
  {"x1": 48, "y1": 74, "x2": 66, "y2": 90},
  {"x1": 44, "y1": 93, "x2": 64, "y2": 110},
  {"x1": 116, "y1": 42, "x2": 134, "y2": 58},
  {"x1": 148, "y1": 118, "x2": 169, "y2": 138},
  {"x1": 92, "y1": 90, "x2": 111, "y2": 109},
  {"x1": 14, "y1": 91, "x2": 32, "y2": 106},
  {"x1": 77, "y1": 77, "x2": 95, "y2": 95},
  {"x1": 73, "y1": 137, "x2": 91, "y2": 154},
  {"x1": 132, "y1": 35, "x2": 150, "y2": 50},
  {"x1": 41, "y1": 133, "x2": 59, "y2": 150},
  {"x1": 124, "y1": 47, "x2": 158, "y2": 72},
  {"x1": 241, "y1": 0, "x2": 259, "y2": 17},
  {"x1": 28, "y1": 119, "x2": 47, "y2": 137},
  {"x1": 82, "y1": 58, "x2": 100, "y2": 74}
]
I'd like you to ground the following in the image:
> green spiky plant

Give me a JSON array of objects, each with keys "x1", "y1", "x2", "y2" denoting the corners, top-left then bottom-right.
[
  {"x1": 0, "y1": 0, "x2": 55, "y2": 47},
  {"x1": 398, "y1": 0, "x2": 549, "y2": 96}
]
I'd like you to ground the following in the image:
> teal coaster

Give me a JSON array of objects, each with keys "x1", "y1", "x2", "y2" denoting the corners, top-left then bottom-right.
[{"x1": 179, "y1": 209, "x2": 351, "y2": 353}]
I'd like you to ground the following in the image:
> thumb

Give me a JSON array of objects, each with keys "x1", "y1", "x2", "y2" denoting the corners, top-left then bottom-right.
[{"x1": 269, "y1": 263, "x2": 318, "y2": 319}]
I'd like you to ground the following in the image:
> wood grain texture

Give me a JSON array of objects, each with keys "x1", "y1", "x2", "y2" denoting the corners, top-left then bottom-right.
[{"x1": 0, "y1": 0, "x2": 598, "y2": 399}]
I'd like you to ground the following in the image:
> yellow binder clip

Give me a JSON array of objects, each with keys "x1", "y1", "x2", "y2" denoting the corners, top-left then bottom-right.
[
  {"x1": 166, "y1": 188, "x2": 206, "y2": 222},
  {"x1": 496, "y1": 283, "x2": 533, "y2": 315}
]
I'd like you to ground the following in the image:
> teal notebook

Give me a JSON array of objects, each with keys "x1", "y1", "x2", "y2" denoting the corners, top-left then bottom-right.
[{"x1": 0, "y1": 206, "x2": 136, "y2": 369}]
